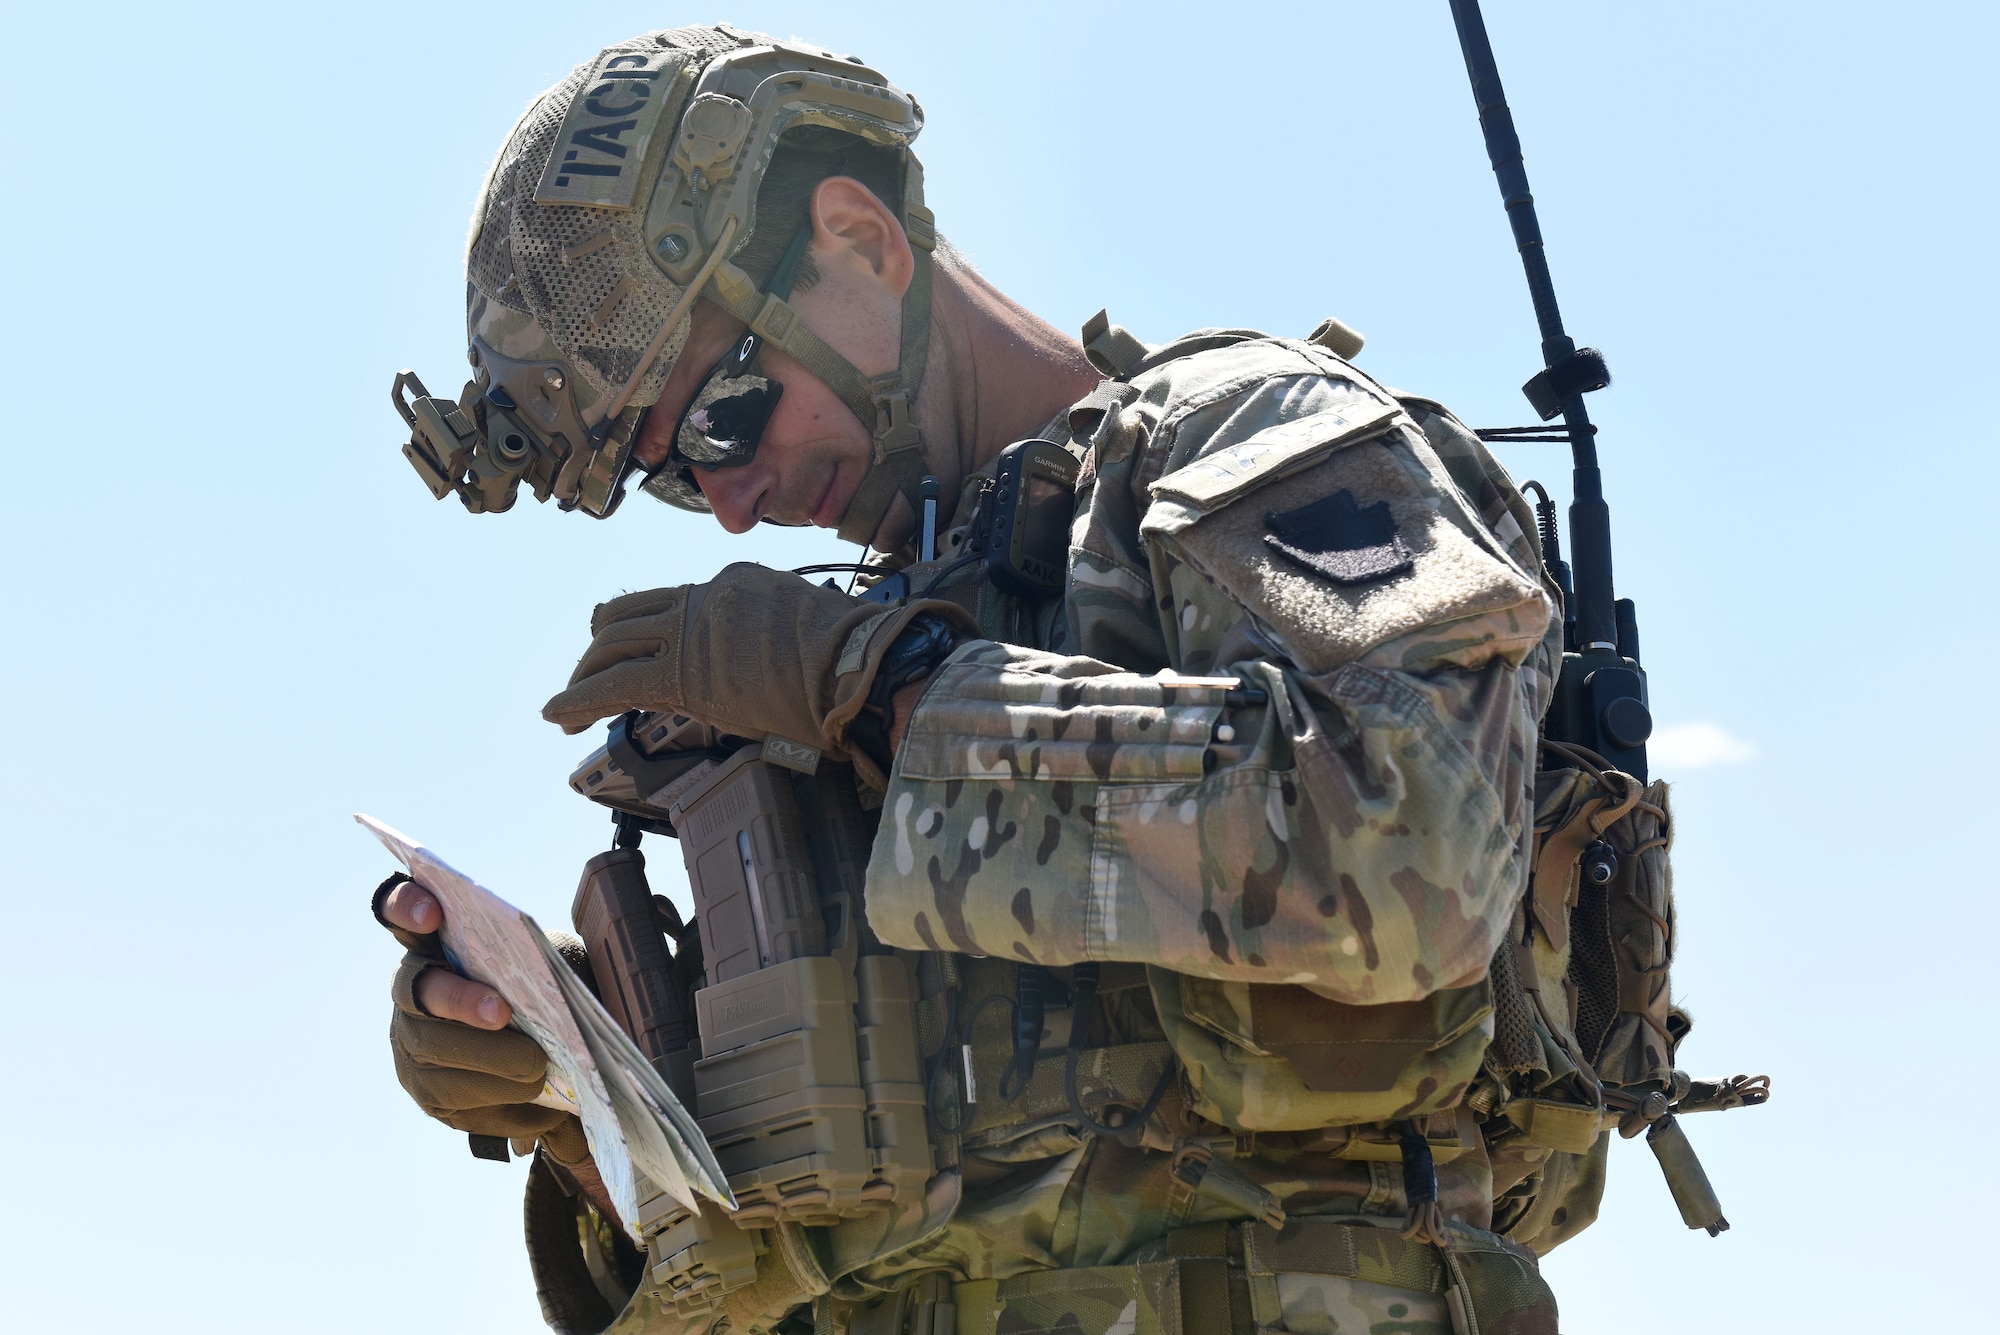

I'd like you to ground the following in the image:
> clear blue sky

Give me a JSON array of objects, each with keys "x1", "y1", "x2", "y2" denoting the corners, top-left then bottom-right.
[{"x1": 1, "y1": 2, "x2": 1992, "y2": 1330}]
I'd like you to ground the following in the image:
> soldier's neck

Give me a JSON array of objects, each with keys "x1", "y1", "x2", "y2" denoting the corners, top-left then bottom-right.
[{"x1": 919, "y1": 253, "x2": 1100, "y2": 494}]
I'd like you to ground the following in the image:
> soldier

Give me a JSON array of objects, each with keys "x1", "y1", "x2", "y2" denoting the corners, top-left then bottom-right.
[{"x1": 378, "y1": 22, "x2": 1578, "y2": 1335}]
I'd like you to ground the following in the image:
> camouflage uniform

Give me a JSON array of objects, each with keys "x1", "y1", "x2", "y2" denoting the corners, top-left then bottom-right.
[{"x1": 608, "y1": 328, "x2": 1564, "y2": 1334}]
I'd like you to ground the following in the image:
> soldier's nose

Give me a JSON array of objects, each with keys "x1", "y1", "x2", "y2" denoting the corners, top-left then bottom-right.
[{"x1": 694, "y1": 469, "x2": 767, "y2": 534}]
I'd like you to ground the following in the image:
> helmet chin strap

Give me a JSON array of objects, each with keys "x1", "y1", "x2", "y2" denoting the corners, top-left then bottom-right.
[
  {"x1": 830, "y1": 211, "x2": 935, "y2": 548},
  {"x1": 703, "y1": 163, "x2": 938, "y2": 550}
]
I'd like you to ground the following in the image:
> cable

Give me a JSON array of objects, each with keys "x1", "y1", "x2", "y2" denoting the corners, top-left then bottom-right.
[
  {"x1": 1061, "y1": 964, "x2": 1175, "y2": 1146},
  {"x1": 916, "y1": 553, "x2": 982, "y2": 599}
]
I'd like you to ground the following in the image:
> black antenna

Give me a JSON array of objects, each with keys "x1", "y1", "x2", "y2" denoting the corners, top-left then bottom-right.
[{"x1": 1448, "y1": 0, "x2": 1652, "y2": 779}]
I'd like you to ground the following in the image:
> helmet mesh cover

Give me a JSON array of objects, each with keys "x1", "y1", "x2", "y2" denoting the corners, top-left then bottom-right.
[{"x1": 466, "y1": 26, "x2": 746, "y2": 411}]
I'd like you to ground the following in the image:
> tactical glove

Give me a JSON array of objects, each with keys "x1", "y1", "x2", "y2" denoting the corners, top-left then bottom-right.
[
  {"x1": 541, "y1": 563, "x2": 977, "y2": 783},
  {"x1": 374, "y1": 873, "x2": 592, "y2": 1164}
]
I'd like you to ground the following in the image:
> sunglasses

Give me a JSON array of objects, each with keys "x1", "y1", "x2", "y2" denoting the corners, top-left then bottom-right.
[{"x1": 669, "y1": 330, "x2": 784, "y2": 471}]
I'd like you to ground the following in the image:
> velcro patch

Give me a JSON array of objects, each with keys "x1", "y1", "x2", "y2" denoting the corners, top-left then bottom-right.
[
  {"x1": 761, "y1": 735, "x2": 821, "y2": 775},
  {"x1": 1149, "y1": 398, "x2": 1402, "y2": 512},
  {"x1": 1143, "y1": 429, "x2": 1548, "y2": 675},
  {"x1": 534, "y1": 49, "x2": 689, "y2": 209},
  {"x1": 1263, "y1": 490, "x2": 1413, "y2": 585}
]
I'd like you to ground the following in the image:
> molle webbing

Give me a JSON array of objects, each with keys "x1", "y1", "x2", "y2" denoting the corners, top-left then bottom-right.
[
  {"x1": 966, "y1": 1040, "x2": 1176, "y2": 1133},
  {"x1": 934, "y1": 1219, "x2": 1553, "y2": 1335},
  {"x1": 1539, "y1": 743, "x2": 1677, "y2": 1087}
]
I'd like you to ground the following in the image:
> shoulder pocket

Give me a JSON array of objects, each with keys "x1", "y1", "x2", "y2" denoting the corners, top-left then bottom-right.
[{"x1": 1141, "y1": 409, "x2": 1549, "y2": 675}]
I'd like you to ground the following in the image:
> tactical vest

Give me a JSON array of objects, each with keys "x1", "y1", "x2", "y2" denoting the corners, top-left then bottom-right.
[{"x1": 536, "y1": 323, "x2": 1763, "y2": 1335}]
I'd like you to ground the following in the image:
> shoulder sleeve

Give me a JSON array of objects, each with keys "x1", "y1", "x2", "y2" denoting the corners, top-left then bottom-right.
[{"x1": 861, "y1": 348, "x2": 1560, "y2": 1004}]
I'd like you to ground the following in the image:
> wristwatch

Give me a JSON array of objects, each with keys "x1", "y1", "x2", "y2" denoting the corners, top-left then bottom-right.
[{"x1": 851, "y1": 613, "x2": 961, "y2": 767}]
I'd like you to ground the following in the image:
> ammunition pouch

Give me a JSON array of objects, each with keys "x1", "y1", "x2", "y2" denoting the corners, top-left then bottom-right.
[
  {"x1": 607, "y1": 751, "x2": 949, "y2": 1324},
  {"x1": 842, "y1": 1219, "x2": 1554, "y2": 1335},
  {"x1": 670, "y1": 751, "x2": 935, "y2": 1226},
  {"x1": 632, "y1": 1196, "x2": 764, "y2": 1315}
]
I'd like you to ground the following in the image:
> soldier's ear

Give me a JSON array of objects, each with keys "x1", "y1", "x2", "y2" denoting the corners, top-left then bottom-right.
[{"x1": 808, "y1": 175, "x2": 914, "y2": 299}]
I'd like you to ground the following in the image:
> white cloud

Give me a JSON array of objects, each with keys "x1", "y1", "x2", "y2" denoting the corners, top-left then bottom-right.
[{"x1": 1647, "y1": 722, "x2": 1758, "y2": 770}]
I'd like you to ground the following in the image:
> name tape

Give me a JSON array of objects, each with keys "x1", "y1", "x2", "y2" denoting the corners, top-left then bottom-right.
[{"x1": 534, "y1": 50, "x2": 688, "y2": 210}]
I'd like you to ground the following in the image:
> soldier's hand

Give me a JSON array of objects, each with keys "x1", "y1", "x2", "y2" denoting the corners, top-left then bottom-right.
[
  {"x1": 371, "y1": 873, "x2": 582, "y2": 1146},
  {"x1": 378, "y1": 877, "x2": 514, "y2": 1026},
  {"x1": 541, "y1": 564, "x2": 976, "y2": 783},
  {"x1": 373, "y1": 873, "x2": 629, "y2": 1225}
]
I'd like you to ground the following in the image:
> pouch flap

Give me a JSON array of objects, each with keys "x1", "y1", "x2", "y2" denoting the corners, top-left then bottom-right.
[
  {"x1": 1249, "y1": 980, "x2": 1495, "y2": 1094},
  {"x1": 1148, "y1": 398, "x2": 1404, "y2": 515}
]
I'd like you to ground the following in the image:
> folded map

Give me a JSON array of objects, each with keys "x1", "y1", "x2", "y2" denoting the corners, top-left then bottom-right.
[{"x1": 357, "y1": 814, "x2": 732, "y2": 1235}]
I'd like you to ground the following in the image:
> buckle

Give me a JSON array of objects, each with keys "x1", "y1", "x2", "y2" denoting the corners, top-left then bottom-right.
[{"x1": 869, "y1": 378, "x2": 922, "y2": 459}]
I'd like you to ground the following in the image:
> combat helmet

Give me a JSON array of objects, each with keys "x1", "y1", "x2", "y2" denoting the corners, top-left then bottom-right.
[{"x1": 391, "y1": 24, "x2": 936, "y2": 544}]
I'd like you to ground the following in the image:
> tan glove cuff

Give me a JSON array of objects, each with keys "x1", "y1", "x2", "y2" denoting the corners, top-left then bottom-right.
[{"x1": 821, "y1": 596, "x2": 980, "y2": 748}]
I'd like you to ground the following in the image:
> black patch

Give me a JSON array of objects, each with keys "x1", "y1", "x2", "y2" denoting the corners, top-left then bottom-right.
[{"x1": 1263, "y1": 489, "x2": 1413, "y2": 584}]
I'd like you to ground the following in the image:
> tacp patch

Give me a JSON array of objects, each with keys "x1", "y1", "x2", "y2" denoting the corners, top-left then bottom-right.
[
  {"x1": 534, "y1": 49, "x2": 688, "y2": 209},
  {"x1": 1263, "y1": 490, "x2": 1413, "y2": 585}
]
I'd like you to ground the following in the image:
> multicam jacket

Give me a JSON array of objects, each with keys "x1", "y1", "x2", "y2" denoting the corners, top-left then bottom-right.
[
  {"x1": 852, "y1": 331, "x2": 1563, "y2": 1263},
  {"x1": 871, "y1": 328, "x2": 1558, "y2": 1013},
  {"x1": 610, "y1": 328, "x2": 1567, "y2": 1334}
]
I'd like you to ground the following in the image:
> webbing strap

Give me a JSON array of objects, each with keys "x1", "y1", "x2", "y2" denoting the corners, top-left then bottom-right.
[
  {"x1": 1238, "y1": 1219, "x2": 1447, "y2": 1295},
  {"x1": 964, "y1": 1040, "x2": 1175, "y2": 1137},
  {"x1": 1179, "y1": 1257, "x2": 1243, "y2": 1335},
  {"x1": 710, "y1": 283, "x2": 876, "y2": 426},
  {"x1": 773, "y1": 1219, "x2": 833, "y2": 1298},
  {"x1": 1616, "y1": 963, "x2": 1675, "y2": 1047},
  {"x1": 836, "y1": 167, "x2": 937, "y2": 546},
  {"x1": 699, "y1": 169, "x2": 938, "y2": 548},
  {"x1": 1528, "y1": 793, "x2": 1605, "y2": 958},
  {"x1": 1166, "y1": 1219, "x2": 1452, "y2": 1296},
  {"x1": 950, "y1": 1222, "x2": 1457, "y2": 1335},
  {"x1": 836, "y1": 230, "x2": 935, "y2": 546},
  {"x1": 1080, "y1": 309, "x2": 1150, "y2": 380}
]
